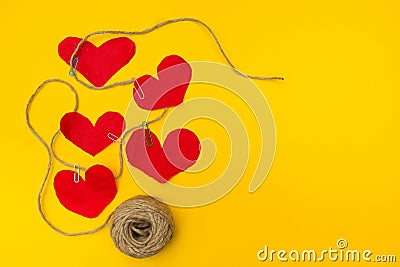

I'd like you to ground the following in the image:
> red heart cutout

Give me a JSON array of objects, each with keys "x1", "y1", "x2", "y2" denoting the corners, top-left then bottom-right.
[
  {"x1": 60, "y1": 112, "x2": 125, "y2": 156},
  {"x1": 133, "y1": 55, "x2": 192, "y2": 110},
  {"x1": 58, "y1": 37, "x2": 136, "y2": 87},
  {"x1": 126, "y1": 128, "x2": 201, "y2": 183},
  {"x1": 54, "y1": 165, "x2": 117, "y2": 218}
]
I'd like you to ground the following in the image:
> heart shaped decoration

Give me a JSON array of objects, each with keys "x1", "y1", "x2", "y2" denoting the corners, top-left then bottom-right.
[
  {"x1": 60, "y1": 111, "x2": 125, "y2": 156},
  {"x1": 58, "y1": 37, "x2": 136, "y2": 87},
  {"x1": 133, "y1": 55, "x2": 192, "y2": 110},
  {"x1": 54, "y1": 165, "x2": 117, "y2": 218},
  {"x1": 126, "y1": 128, "x2": 201, "y2": 183}
]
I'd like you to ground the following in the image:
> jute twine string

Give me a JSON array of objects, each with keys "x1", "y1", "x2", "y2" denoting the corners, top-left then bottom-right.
[
  {"x1": 25, "y1": 79, "x2": 167, "y2": 236},
  {"x1": 110, "y1": 195, "x2": 174, "y2": 258},
  {"x1": 69, "y1": 17, "x2": 283, "y2": 90},
  {"x1": 26, "y1": 17, "x2": 283, "y2": 255}
]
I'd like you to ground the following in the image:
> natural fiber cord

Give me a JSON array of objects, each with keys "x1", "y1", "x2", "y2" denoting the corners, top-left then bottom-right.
[
  {"x1": 69, "y1": 17, "x2": 283, "y2": 90},
  {"x1": 26, "y1": 17, "x2": 282, "y2": 239},
  {"x1": 25, "y1": 79, "x2": 167, "y2": 236},
  {"x1": 110, "y1": 195, "x2": 174, "y2": 258}
]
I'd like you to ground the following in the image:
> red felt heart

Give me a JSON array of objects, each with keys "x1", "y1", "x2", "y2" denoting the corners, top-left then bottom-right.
[
  {"x1": 54, "y1": 165, "x2": 117, "y2": 218},
  {"x1": 133, "y1": 55, "x2": 192, "y2": 110},
  {"x1": 58, "y1": 37, "x2": 136, "y2": 87},
  {"x1": 60, "y1": 112, "x2": 125, "y2": 156},
  {"x1": 126, "y1": 128, "x2": 201, "y2": 183}
]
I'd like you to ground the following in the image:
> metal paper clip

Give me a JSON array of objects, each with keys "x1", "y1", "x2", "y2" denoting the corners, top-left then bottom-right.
[
  {"x1": 107, "y1": 133, "x2": 123, "y2": 144},
  {"x1": 73, "y1": 164, "x2": 80, "y2": 183},
  {"x1": 142, "y1": 121, "x2": 153, "y2": 147},
  {"x1": 133, "y1": 78, "x2": 145, "y2": 99},
  {"x1": 68, "y1": 58, "x2": 79, "y2": 76}
]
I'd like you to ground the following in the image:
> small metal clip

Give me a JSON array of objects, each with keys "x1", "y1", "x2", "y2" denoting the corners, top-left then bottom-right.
[
  {"x1": 141, "y1": 121, "x2": 153, "y2": 147},
  {"x1": 107, "y1": 133, "x2": 124, "y2": 144},
  {"x1": 133, "y1": 78, "x2": 145, "y2": 99},
  {"x1": 73, "y1": 164, "x2": 80, "y2": 183},
  {"x1": 68, "y1": 58, "x2": 79, "y2": 76}
]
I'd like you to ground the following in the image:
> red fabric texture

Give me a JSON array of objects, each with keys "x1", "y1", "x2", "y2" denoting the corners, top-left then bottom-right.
[
  {"x1": 58, "y1": 37, "x2": 136, "y2": 87},
  {"x1": 126, "y1": 128, "x2": 201, "y2": 183},
  {"x1": 54, "y1": 165, "x2": 117, "y2": 219},
  {"x1": 60, "y1": 111, "x2": 125, "y2": 156},
  {"x1": 133, "y1": 55, "x2": 192, "y2": 110}
]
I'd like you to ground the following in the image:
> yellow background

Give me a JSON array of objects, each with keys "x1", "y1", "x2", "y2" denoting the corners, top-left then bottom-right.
[{"x1": 1, "y1": 0, "x2": 399, "y2": 266}]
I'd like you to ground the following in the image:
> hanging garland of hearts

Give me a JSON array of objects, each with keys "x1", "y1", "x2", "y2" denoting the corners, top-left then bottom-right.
[
  {"x1": 26, "y1": 17, "x2": 283, "y2": 258},
  {"x1": 55, "y1": 32, "x2": 200, "y2": 218},
  {"x1": 55, "y1": 50, "x2": 199, "y2": 218}
]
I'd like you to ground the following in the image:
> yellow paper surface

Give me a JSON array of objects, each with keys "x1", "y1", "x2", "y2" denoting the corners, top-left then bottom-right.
[{"x1": 1, "y1": 0, "x2": 399, "y2": 266}]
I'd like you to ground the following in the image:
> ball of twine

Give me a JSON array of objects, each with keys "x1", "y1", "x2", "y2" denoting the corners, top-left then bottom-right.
[{"x1": 110, "y1": 195, "x2": 174, "y2": 258}]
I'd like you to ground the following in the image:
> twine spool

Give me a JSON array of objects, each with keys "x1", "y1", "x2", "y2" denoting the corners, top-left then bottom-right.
[{"x1": 110, "y1": 195, "x2": 174, "y2": 258}]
